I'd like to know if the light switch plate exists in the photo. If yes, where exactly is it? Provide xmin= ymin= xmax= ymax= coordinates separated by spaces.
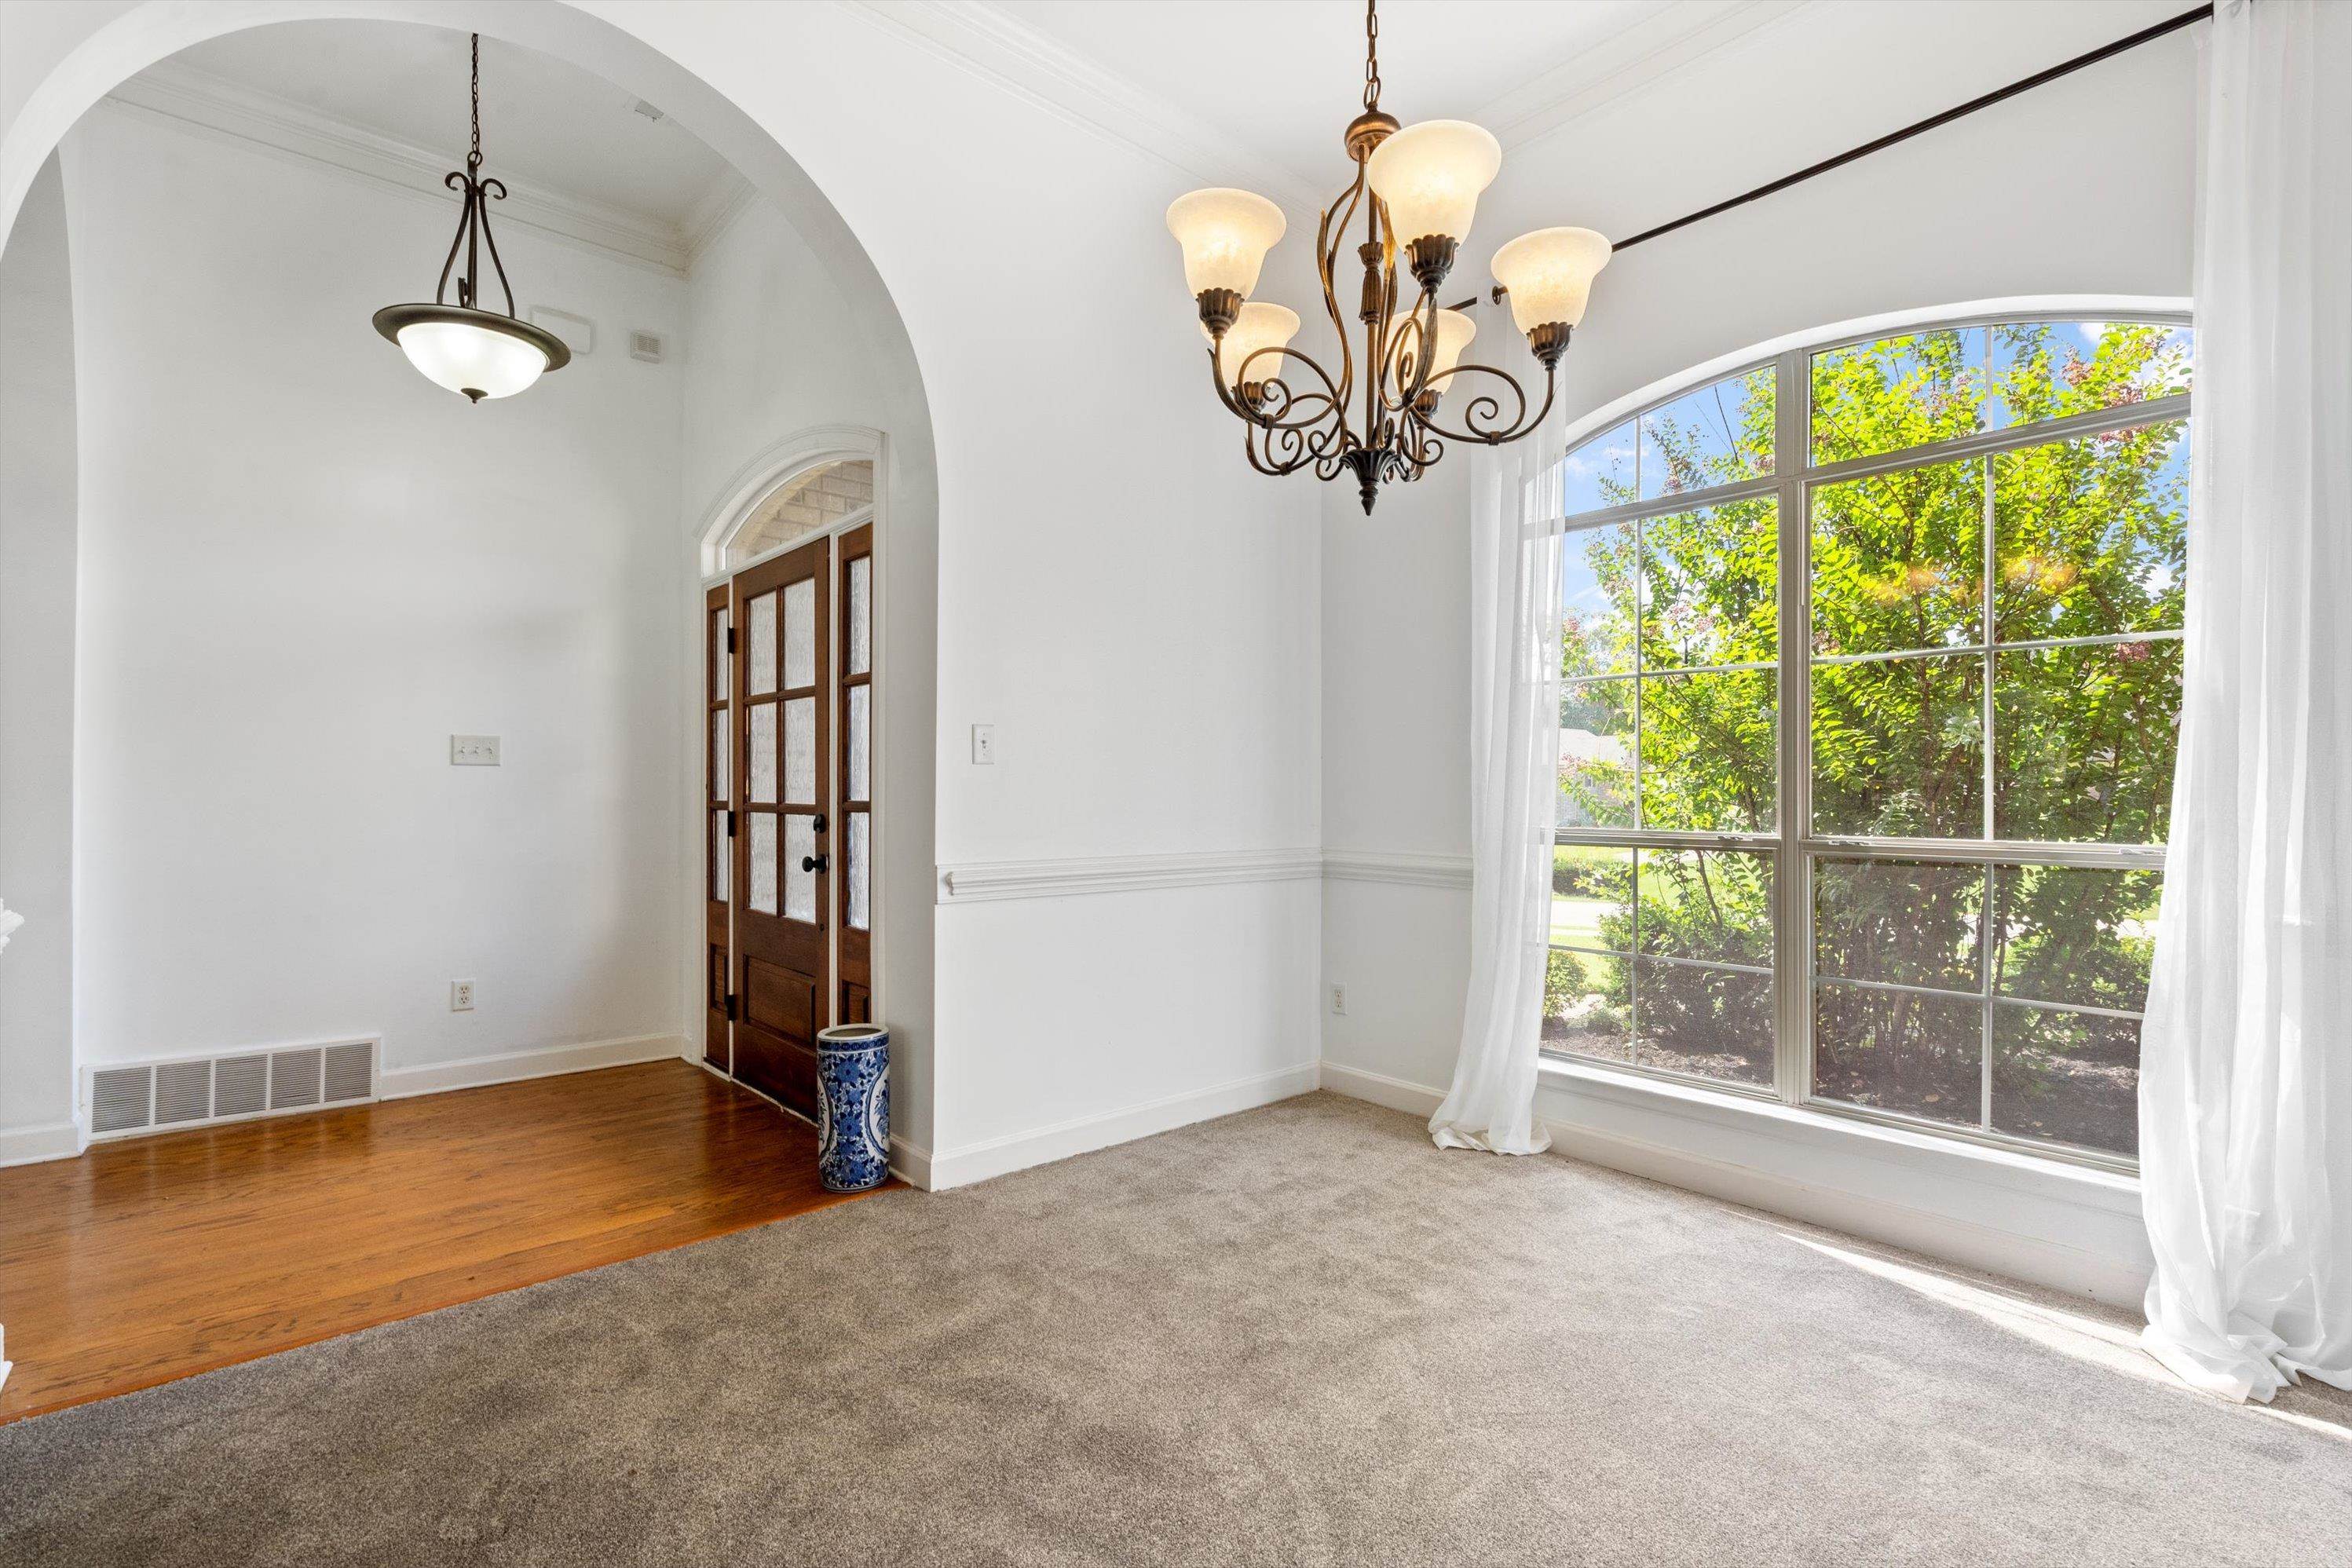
xmin=971 ymin=724 xmax=995 ymax=765
xmin=451 ymin=735 xmax=500 ymax=766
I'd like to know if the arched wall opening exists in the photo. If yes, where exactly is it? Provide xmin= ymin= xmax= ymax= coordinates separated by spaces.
xmin=0 ymin=2 xmax=941 ymax=1168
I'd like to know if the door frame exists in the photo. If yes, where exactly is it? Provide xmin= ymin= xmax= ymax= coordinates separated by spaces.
xmin=690 ymin=426 xmax=890 ymax=1102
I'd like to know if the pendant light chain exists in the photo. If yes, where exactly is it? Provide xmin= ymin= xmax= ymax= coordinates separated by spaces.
xmin=467 ymin=32 xmax=483 ymax=173
xmin=1362 ymin=0 xmax=1381 ymax=112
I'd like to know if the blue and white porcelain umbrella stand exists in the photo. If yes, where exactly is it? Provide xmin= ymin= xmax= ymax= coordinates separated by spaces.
xmin=815 ymin=1025 xmax=891 ymax=1193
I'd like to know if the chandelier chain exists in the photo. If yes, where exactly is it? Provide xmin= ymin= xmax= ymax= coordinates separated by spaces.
xmin=467 ymin=33 xmax=482 ymax=172
xmin=1363 ymin=0 xmax=1381 ymax=112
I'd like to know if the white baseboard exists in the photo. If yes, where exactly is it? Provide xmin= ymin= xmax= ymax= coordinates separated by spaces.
xmin=0 ymin=1118 xmax=85 ymax=1169
xmin=927 ymin=1060 xmax=1321 ymax=1190
xmin=1317 ymin=1056 xmax=2152 ymax=1307
xmin=377 ymin=1033 xmax=686 ymax=1099
xmin=889 ymin=1136 xmax=934 ymax=1191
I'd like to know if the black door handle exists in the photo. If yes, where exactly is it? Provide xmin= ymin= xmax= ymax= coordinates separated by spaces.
xmin=802 ymin=853 xmax=829 ymax=873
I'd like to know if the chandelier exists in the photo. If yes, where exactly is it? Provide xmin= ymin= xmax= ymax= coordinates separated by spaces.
xmin=1166 ymin=0 xmax=1611 ymax=512
xmin=372 ymin=34 xmax=570 ymax=403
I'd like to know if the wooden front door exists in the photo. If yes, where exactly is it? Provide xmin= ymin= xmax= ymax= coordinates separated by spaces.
xmin=836 ymin=521 xmax=874 ymax=1025
xmin=704 ymin=583 xmax=732 ymax=1069
xmin=730 ymin=536 xmax=831 ymax=1118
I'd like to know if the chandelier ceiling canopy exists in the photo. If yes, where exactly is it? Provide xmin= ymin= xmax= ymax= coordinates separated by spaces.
xmin=1167 ymin=0 xmax=1611 ymax=512
xmin=372 ymin=34 xmax=570 ymax=404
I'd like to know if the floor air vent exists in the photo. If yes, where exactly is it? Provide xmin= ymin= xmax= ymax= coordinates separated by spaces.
xmin=82 ymin=1038 xmax=378 ymax=1143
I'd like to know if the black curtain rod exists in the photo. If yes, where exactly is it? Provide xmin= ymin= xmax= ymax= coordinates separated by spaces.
xmin=1610 ymin=3 xmax=2215 ymax=254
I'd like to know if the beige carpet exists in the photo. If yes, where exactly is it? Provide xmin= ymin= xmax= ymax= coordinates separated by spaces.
xmin=2 ymin=1092 xmax=2347 ymax=1566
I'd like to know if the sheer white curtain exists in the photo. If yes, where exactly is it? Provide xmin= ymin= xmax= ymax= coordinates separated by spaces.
xmin=1430 ymin=428 xmax=1565 ymax=1155
xmin=2139 ymin=0 xmax=2352 ymax=1402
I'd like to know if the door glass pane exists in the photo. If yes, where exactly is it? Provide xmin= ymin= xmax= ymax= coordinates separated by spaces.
xmin=1809 ymin=454 xmax=1984 ymax=657
xmin=1810 ymin=652 xmax=1984 ymax=838
xmin=848 ymin=812 xmax=870 ymax=930
xmin=847 ymin=684 xmax=870 ymax=802
xmin=746 ymin=592 xmax=777 ymax=696
xmin=1992 ymin=641 xmax=2180 ymax=844
xmin=1633 ymin=959 xmax=1773 ymax=1087
xmin=1639 ymin=670 xmax=1776 ymax=832
xmin=1639 ymin=364 xmax=1775 ymax=497
xmin=785 ymin=577 xmax=816 ymax=690
xmin=710 ymin=607 xmax=729 ymax=693
xmin=748 ymin=814 xmax=777 ymax=915
xmin=1544 ymin=948 xmax=1632 ymax=1064
xmin=748 ymin=704 xmax=777 ymax=803
xmin=848 ymin=555 xmax=872 ymax=676
xmin=785 ymin=815 xmax=816 ymax=923
xmin=1812 ymin=981 xmax=1980 ymax=1128
xmin=1637 ymin=850 xmax=1772 ymax=967
xmin=785 ymin=696 xmax=817 ymax=804
xmin=1552 ymin=845 xmax=1633 ymax=953
xmin=1813 ymin=858 xmax=1984 ymax=992
xmin=1990 ymin=864 xmax=2161 ymax=1012
xmin=710 ymin=710 xmax=728 ymax=802
xmin=1559 ymin=682 xmax=1634 ymax=828
xmin=1992 ymin=1003 xmax=2139 ymax=1157
xmin=711 ymin=810 xmax=729 ymax=902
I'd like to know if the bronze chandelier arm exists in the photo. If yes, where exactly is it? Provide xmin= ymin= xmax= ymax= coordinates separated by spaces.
xmin=1406 ymin=359 xmax=1560 ymax=446
xmin=1311 ymin=163 xmax=1370 ymax=416
xmin=1375 ymin=288 xmax=1446 ymax=415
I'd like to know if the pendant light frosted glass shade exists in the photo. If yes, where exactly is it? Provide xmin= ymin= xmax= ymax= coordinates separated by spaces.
xmin=1393 ymin=306 xmax=1477 ymax=388
xmin=1204 ymin=301 xmax=1301 ymax=390
xmin=372 ymin=305 xmax=571 ymax=403
xmin=1491 ymin=227 xmax=1614 ymax=334
xmin=1167 ymin=188 xmax=1287 ymax=298
xmin=1365 ymin=120 xmax=1502 ymax=245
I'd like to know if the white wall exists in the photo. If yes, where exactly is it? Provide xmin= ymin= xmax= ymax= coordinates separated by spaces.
xmin=61 ymin=101 xmax=690 ymax=1087
xmin=1319 ymin=4 xmax=2197 ymax=1299
xmin=0 ymin=155 xmax=80 ymax=1162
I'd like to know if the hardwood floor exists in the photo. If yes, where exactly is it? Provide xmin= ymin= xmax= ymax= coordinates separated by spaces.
xmin=0 ymin=1059 xmax=876 ymax=1425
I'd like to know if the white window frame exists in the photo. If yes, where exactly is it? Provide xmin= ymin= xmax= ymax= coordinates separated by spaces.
xmin=1537 ymin=298 xmax=2191 ymax=1176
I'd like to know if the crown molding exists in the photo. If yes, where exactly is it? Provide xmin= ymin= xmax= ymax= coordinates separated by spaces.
xmin=104 ymin=61 xmax=695 ymax=277
xmin=681 ymin=166 xmax=759 ymax=266
xmin=1478 ymin=0 xmax=1820 ymax=153
xmin=840 ymin=0 xmax=1324 ymax=225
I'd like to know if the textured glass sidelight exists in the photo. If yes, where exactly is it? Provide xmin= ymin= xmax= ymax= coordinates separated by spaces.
xmin=748 ymin=813 xmax=778 ymax=915
xmin=785 ymin=578 xmax=816 ymax=690
xmin=847 ymin=556 xmax=872 ymax=675
xmin=848 ymin=813 xmax=870 ymax=930
xmin=712 ymin=810 xmax=730 ymax=901
xmin=711 ymin=711 xmax=728 ymax=802
xmin=785 ymin=815 xmax=817 ymax=923
xmin=747 ymin=592 xmax=777 ymax=696
xmin=748 ymin=704 xmax=777 ymax=803
xmin=847 ymin=685 xmax=870 ymax=802
xmin=711 ymin=606 xmax=729 ymax=692
xmin=785 ymin=697 xmax=817 ymax=804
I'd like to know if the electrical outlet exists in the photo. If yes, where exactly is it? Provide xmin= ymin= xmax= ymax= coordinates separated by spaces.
xmin=451 ymin=979 xmax=476 ymax=1012
xmin=971 ymin=723 xmax=995 ymax=765
xmin=1330 ymin=983 xmax=1347 ymax=1015
xmin=450 ymin=735 xmax=500 ymax=766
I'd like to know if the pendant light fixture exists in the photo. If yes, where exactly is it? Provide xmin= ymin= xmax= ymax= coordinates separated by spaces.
xmin=372 ymin=34 xmax=569 ymax=403
xmin=1165 ymin=0 xmax=1611 ymax=512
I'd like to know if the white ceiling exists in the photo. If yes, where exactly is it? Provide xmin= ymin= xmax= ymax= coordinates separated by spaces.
xmin=984 ymin=0 xmax=1769 ymax=196
xmin=157 ymin=21 xmax=737 ymax=234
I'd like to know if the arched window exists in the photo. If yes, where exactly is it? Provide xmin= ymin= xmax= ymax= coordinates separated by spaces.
xmin=725 ymin=458 xmax=874 ymax=571
xmin=1544 ymin=311 xmax=2190 ymax=1169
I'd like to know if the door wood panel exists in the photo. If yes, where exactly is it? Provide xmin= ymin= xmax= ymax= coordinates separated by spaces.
xmin=730 ymin=536 xmax=831 ymax=1119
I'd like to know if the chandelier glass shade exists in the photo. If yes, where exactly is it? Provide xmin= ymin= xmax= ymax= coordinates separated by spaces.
xmin=372 ymin=34 xmax=569 ymax=403
xmin=1166 ymin=0 xmax=1610 ymax=512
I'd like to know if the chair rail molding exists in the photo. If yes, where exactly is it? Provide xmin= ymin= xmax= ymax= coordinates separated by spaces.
xmin=937 ymin=847 xmax=1323 ymax=904
xmin=1320 ymin=850 xmax=1474 ymax=889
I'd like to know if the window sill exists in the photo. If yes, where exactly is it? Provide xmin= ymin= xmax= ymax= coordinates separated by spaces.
xmin=1527 ymin=1055 xmax=2149 ymax=1302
